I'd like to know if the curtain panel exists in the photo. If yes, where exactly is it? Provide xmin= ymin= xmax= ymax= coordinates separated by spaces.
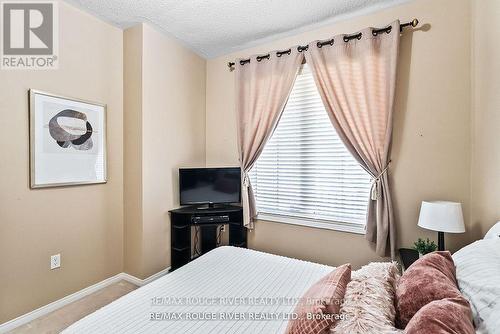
xmin=234 ymin=50 xmax=303 ymax=228
xmin=304 ymin=21 xmax=400 ymax=258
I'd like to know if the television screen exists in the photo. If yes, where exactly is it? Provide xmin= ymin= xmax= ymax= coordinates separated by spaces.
xmin=179 ymin=167 xmax=241 ymax=205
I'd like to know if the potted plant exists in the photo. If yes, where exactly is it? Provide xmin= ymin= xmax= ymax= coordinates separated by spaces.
xmin=413 ymin=238 xmax=437 ymax=257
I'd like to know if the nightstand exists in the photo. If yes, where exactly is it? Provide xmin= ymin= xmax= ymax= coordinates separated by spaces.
xmin=399 ymin=248 xmax=419 ymax=271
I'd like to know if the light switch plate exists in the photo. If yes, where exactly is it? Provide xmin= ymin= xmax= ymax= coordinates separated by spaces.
xmin=50 ymin=254 xmax=61 ymax=270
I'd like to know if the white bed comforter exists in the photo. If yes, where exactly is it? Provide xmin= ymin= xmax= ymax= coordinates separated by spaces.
xmin=63 ymin=246 xmax=334 ymax=334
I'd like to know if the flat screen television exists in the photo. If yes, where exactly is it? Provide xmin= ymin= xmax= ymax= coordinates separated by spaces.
xmin=179 ymin=167 xmax=241 ymax=207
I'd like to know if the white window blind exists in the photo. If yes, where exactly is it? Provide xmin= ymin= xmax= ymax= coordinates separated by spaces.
xmin=249 ymin=64 xmax=372 ymax=233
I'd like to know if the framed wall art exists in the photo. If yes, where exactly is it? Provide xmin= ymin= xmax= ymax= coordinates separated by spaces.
xmin=29 ymin=89 xmax=107 ymax=188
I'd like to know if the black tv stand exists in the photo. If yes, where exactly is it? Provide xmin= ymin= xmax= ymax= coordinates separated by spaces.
xmin=168 ymin=204 xmax=247 ymax=270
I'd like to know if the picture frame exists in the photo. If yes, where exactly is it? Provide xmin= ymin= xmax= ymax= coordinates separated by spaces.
xmin=29 ymin=89 xmax=107 ymax=188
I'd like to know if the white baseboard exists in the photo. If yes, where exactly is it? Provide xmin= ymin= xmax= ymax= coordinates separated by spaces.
xmin=0 ymin=267 xmax=170 ymax=333
xmin=120 ymin=267 xmax=171 ymax=286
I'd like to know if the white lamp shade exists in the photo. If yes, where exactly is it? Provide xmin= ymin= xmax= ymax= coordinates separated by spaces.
xmin=417 ymin=201 xmax=465 ymax=233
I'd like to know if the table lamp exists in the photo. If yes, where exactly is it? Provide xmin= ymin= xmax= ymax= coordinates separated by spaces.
xmin=417 ymin=201 xmax=465 ymax=251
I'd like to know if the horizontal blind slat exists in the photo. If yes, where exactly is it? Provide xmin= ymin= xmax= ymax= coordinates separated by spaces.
xmin=249 ymin=64 xmax=371 ymax=227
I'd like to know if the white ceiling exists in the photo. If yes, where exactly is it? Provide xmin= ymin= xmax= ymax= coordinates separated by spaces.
xmin=64 ymin=0 xmax=410 ymax=59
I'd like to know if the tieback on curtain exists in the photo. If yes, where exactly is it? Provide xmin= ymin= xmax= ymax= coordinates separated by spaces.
xmin=242 ymin=171 xmax=250 ymax=187
xmin=370 ymin=161 xmax=391 ymax=201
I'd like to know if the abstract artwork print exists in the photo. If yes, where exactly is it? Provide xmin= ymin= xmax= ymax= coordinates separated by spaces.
xmin=29 ymin=90 xmax=106 ymax=188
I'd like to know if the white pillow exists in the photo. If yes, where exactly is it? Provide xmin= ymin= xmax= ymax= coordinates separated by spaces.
xmin=484 ymin=221 xmax=500 ymax=239
xmin=331 ymin=262 xmax=402 ymax=334
xmin=452 ymin=238 xmax=500 ymax=332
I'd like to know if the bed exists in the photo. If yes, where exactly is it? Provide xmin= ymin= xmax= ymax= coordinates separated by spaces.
xmin=63 ymin=246 xmax=334 ymax=334
xmin=64 ymin=226 xmax=500 ymax=334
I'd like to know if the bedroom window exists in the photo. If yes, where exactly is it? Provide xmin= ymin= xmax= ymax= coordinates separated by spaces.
xmin=249 ymin=64 xmax=372 ymax=234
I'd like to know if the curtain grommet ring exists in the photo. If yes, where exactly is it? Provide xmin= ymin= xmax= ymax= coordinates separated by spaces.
xmin=317 ymin=39 xmax=333 ymax=48
xmin=256 ymin=54 xmax=270 ymax=62
xmin=372 ymin=26 xmax=392 ymax=37
xmin=297 ymin=45 xmax=308 ymax=52
xmin=344 ymin=33 xmax=362 ymax=42
xmin=276 ymin=49 xmax=292 ymax=57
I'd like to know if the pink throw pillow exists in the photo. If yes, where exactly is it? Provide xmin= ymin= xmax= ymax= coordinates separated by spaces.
xmin=395 ymin=251 xmax=463 ymax=328
xmin=405 ymin=297 xmax=475 ymax=334
xmin=286 ymin=264 xmax=351 ymax=334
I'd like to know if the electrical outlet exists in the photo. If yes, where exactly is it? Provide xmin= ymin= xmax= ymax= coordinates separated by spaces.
xmin=50 ymin=254 xmax=61 ymax=270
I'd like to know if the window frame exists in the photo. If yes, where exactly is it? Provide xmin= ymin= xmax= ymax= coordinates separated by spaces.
xmin=256 ymin=212 xmax=367 ymax=234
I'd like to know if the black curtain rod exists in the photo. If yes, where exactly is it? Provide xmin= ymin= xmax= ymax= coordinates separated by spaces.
xmin=227 ymin=18 xmax=419 ymax=70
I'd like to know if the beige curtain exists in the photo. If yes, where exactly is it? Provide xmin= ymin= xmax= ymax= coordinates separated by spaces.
xmin=235 ymin=50 xmax=303 ymax=228
xmin=304 ymin=21 xmax=400 ymax=258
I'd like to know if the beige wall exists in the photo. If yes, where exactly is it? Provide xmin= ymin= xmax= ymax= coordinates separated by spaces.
xmin=206 ymin=0 xmax=474 ymax=268
xmin=141 ymin=24 xmax=206 ymax=277
xmin=0 ymin=1 xmax=124 ymax=323
xmin=123 ymin=24 xmax=206 ymax=278
xmin=470 ymin=0 xmax=500 ymax=239
xmin=123 ymin=25 xmax=144 ymax=278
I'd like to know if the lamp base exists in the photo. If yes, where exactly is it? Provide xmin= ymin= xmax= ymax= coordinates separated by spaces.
xmin=438 ymin=231 xmax=445 ymax=251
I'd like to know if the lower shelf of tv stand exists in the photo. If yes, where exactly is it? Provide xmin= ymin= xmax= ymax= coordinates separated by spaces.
xmin=169 ymin=205 xmax=247 ymax=271
xmin=172 ymin=246 xmax=190 ymax=252
xmin=230 ymin=241 xmax=246 ymax=248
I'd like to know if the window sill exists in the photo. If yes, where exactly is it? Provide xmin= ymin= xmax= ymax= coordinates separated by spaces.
xmin=256 ymin=213 xmax=366 ymax=235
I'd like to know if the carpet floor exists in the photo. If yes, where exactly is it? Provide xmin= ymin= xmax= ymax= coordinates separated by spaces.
xmin=9 ymin=280 xmax=137 ymax=334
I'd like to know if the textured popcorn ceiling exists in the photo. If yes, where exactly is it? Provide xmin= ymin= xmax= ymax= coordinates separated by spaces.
xmin=64 ymin=0 xmax=410 ymax=58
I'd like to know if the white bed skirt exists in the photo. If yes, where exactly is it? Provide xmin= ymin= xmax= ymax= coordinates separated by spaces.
xmin=63 ymin=246 xmax=334 ymax=334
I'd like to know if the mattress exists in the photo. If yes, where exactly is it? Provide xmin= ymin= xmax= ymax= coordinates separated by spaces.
xmin=63 ymin=246 xmax=334 ymax=334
